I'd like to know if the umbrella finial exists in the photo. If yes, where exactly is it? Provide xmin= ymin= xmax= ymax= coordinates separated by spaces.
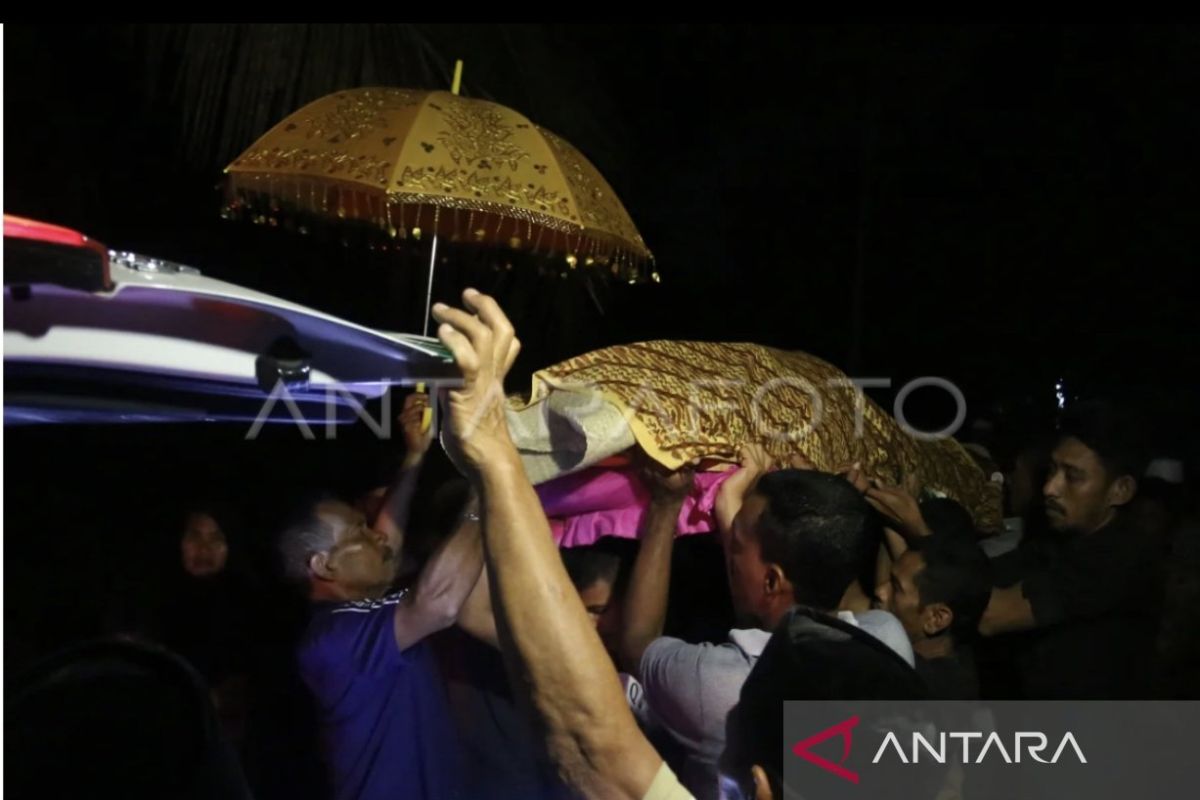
xmin=451 ymin=60 xmax=464 ymax=96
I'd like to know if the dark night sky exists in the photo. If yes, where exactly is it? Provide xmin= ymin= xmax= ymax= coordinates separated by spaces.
xmin=4 ymin=25 xmax=1199 ymax=457
xmin=4 ymin=22 xmax=1199 ymax=671
xmin=8 ymin=25 xmax=1198 ymax=431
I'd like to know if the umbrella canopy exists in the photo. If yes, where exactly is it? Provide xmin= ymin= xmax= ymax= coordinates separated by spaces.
xmin=224 ymin=87 xmax=654 ymax=279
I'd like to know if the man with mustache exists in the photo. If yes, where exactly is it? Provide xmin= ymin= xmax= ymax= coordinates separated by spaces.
xmin=977 ymin=399 xmax=1160 ymax=698
xmin=279 ymin=392 xmax=485 ymax=800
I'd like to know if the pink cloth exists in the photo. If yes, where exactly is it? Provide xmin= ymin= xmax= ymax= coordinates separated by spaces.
xmin=535 ymin=465 xmax=738 ymax=548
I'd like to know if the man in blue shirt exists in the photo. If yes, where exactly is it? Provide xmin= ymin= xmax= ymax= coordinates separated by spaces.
xmin=279 ymin=393 xmax=483 ymax=800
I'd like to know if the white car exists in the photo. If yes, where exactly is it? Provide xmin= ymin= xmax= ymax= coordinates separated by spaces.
xmin=4 ymin=215 xmax=457 ymax=426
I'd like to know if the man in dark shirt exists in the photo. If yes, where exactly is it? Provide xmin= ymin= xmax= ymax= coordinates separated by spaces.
xmin=979 ymin=400 xmax=1160 ymax=698
xmin=879 ymin=533 xmax=992 ymax=699
xmin=437 ymin=542 xmax=625 ymax=800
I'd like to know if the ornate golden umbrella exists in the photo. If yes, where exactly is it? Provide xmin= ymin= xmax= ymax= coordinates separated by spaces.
xmin=223 ymin=85 xmax=654 ymax=291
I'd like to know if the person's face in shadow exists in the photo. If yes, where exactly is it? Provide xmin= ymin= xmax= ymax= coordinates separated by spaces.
xmin=181 ymin=513 xmax=229 ymax=578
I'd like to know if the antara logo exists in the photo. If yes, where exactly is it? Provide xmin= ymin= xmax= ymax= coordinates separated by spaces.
xmin=792 ymin=716 xmax=862 ymax=784
xmin=871 ymin=730 xmax=1087 ymax=765
xmin=791 ymin=716 xmax=1087 ymax=783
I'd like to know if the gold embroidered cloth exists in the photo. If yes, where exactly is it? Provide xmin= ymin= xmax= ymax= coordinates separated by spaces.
xmin=509 ymin=341 xmax=1001 ymax=531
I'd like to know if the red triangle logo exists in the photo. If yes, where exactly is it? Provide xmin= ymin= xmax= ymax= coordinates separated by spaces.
xmin=791 ymin=715 xmax=861 ymax=784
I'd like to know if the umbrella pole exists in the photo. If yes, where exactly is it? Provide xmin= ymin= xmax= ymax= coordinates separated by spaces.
xmin=414 ymin=233 xmax=440 ymax=433
xmin=417 ymin=63 xmax=463 ymax=431
xmin=421 ymin=59 xmax=460 ymax=338
xmin=415 ymin=59 xmax=462 ymax=432
xmin=422 ymin=233 xmax=439 ymax=337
